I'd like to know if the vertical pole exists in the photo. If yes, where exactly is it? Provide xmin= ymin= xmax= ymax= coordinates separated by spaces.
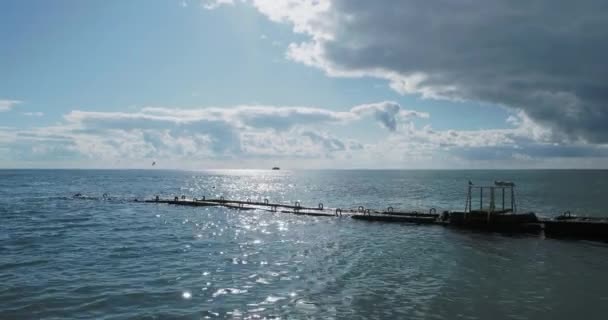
xmin=502 ymin=188 xmax=505 ymax=211
xmin=469 ymin=186 xmax=472 ymax=212
xmin=464 ymin=185 xmax=471 ymax=212
xmin=511 ymin=187 xmax=515 ymax=213
xmin=489 ymin=187 xmax=494 ymax=222
xmin=480 ymin=187 xmax=483 ymax=211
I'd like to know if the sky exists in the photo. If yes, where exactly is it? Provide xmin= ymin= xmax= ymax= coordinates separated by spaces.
xmin=1 ymin=0 xmax=608 ymax=169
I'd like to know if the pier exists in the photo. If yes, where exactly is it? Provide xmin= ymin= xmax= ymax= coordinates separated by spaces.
xmin=129 ymin=181 xmax=608 ymax=241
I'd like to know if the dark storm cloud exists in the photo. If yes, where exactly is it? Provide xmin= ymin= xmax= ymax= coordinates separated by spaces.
xmin=278 ymin=0 xmax=608 ymax=142
xmin=452 ymin=143 xmax=608 ymax=161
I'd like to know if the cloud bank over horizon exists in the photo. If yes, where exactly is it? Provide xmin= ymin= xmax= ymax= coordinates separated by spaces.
xmin=2 ymin=101 xmax=606 ymax=169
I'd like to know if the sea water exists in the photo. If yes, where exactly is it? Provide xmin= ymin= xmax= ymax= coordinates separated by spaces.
xmin=2 ymin=169 xmax=608 ymax=319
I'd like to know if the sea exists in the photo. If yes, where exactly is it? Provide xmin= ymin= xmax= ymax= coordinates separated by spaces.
xmin=2 ymin=169 xmax=608 ymax=319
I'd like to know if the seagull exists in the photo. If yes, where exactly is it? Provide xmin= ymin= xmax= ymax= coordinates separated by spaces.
xmin=152 ymin=161 xmax=156 ymax=166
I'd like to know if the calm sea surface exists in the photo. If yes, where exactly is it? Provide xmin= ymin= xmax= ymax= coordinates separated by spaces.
xmin=2 ymin=169 xmax=608 ymax=319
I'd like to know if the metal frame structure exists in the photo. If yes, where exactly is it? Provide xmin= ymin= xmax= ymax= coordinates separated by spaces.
xmin=464 ymin=181 xmax=517 ymax=214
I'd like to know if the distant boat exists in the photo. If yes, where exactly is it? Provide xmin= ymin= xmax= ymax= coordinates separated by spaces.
xmin=272 ymin=167 xmax=280 ymax=170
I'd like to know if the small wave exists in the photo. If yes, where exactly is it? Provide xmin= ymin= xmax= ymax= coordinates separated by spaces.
xmin=110 ymin=225 xmax=156 ymax=232
xmin=212 ymin=288 xmax=248 ymax=297
xmin=0 ymin=259 xmax=48 ymax=271
xmin=261 ymin=295 xmax=285 ymax=305
xmin=295 ymin=299 xmax=318 ymax=311
xmin=53 ymin=217 xmax=91 ymax=223
xmin=59 ymin=223 xmax=106 ymax=230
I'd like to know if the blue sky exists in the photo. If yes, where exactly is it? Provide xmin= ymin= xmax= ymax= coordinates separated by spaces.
xmin=1 ymin=0 xmax=607 ymax=169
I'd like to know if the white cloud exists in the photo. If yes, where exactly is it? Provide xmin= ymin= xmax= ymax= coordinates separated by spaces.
xmin=350 ymin=101 xmax=429 ymax=131
xmin=48 ymin=102 xmax=421 ymax=162
xmin=0 ymin=100 xmax=22 ymax=112
xmin=251 ymin=0 xmax=332 ymax=40
xmin=1 ymin=102 xmax=414 ymax=164
xmin=23 ymin=112 xmax=44 ymax=117
xmin=65 ymin=102 xmax=420 ymax=132
xmin=202 ymin=0 xmax=234 ymax=10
